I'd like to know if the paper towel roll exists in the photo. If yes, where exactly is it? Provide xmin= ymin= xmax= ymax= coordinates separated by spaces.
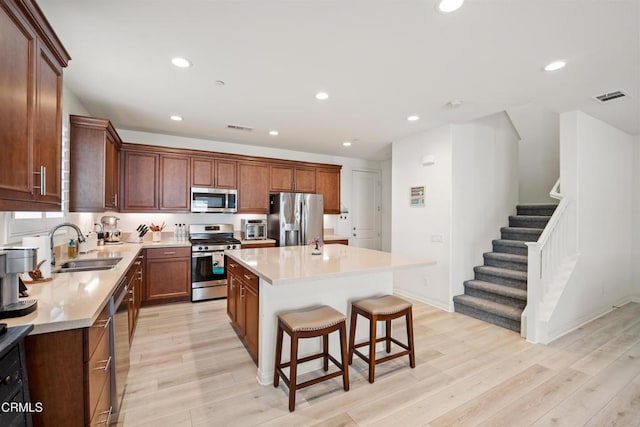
xmin=22 ymin=235 xmax=51 ymax=279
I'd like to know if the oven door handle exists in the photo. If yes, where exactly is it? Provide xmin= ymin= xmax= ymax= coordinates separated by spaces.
xmin=192 ymin=252 xmax=225 ymax=258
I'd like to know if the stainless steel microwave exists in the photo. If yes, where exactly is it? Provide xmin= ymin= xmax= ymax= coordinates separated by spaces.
xmin=191 ymin=188 xmax=237 ymax=213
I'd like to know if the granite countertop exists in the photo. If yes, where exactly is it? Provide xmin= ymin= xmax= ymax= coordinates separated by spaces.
xmin=2 ymin=239 xmax=190 ymax=335
xmin=225 ymin=244 xmax=434 ymax=286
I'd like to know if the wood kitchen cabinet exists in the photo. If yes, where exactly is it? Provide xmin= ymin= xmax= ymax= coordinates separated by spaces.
xmin=0 ymin=0 xmax=70 ymax=211
xmin=238 ymin=162 xmax=270 ymax=213
xmin=316 ymin=167 xmax=341 ymax=214
xmin=191 ymin=156 xmax=237 ymax=189
xmin=159 ymin=154 xmax=190 ymax=211
xmin=122 ymin=150 xmax=158 ymax=211
xmin=143 ymin=247 xmax=191 ymax=303
xmin=269 ymin=165 xmax=316 ymax=193
xmin=126 ymin=254 xmax=143 ymax=342
xmin=25 ymin=303 xmax=112 ymax=427
xmin=226 ymin=259 xmax=259 ymax=361
xmin=69 ymin=115 xmax=122 ymax=211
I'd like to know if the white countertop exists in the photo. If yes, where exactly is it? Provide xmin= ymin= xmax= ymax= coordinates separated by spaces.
xmin=225 ymin=244 xmax=434 ymax=286
xmin=2 ymin=239 xmax=190 ymax=335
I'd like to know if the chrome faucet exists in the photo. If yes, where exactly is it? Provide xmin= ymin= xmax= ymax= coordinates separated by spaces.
xmin=50 ymin=222 xmax=86 ymax=266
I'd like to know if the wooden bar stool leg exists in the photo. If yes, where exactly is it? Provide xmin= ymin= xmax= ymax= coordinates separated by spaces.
xmin=385 ymin=319 xmax=392 ymax=353
xmin=339 ymin=323 xmax=350 ymax=391
xmin=323 ymin=333 xmax=329 ymax=371
xmin=368 ymin=314 xmax=377 ymax=383
xmin=288 ymin=332 xmax=299 ymax=412
xmin=406 ymin=308 xmax=416 ymax=368
xmin=348 ymin=309 xmax=357 ymax=364
xmin=274 ymin=323 xmax=283 ymax=387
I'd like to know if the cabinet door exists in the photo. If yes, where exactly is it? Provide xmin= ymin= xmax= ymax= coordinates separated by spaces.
xmin=294 ymin=167 xmax=316 ymax=193
xmin=191 ymin=157 xmax=214 ymax=188
xmin=238 ymin=162 xmax=270 ymax=213
xmin=227 ymin=272 xmax=238 ymax=323
xmin=33 ymin=39 xmax=63 ymax=207
xmin=237 ymin=282 xmax=246 ymax=336
xmin=270 ymin=165 xmax=293 ymax=192
xmin=145 ymin=256 xmax=190 ymax=302
xmin=244 ymin=280 xmax=259 ymax=360
xmin=159 ymin=154 xmax=190 ymax=211
xmin=104 ymin=136 xmax=119 ymax=209
xmin=122 ymin=151 xmax=158 ymax=211
xmin=0 ymin=7 xmax=34 ymax=205
xmin=215 ymin=159 xmax=237 ymax=189
xmin=316 ymin=168 xmax=341 ymax=214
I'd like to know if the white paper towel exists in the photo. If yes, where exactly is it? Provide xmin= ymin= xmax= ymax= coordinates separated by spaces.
xmin=22 ymin=235 xmax=51 ymax=279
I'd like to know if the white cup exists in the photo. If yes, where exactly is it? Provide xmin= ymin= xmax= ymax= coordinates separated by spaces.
xmin=152 ymin=231 xmax=162 ymax=242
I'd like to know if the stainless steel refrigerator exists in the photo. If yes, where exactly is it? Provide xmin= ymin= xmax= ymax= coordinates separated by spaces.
xmin=268 ymin=193 xmax=324 ymax=246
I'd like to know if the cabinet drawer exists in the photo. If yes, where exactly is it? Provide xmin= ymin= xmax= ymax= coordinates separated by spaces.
xmin=242 ymin=270 xmax=259 ymax=292
xmin=89 ymin=373 xmax=112 ymax=426
xmin=226 ymin=259 xmax=244 ymax=276
xmin=145 ymin=246 xmax=190 ymax=259
xmin=85 ymin=303 xmax=111 ymax=362
xmin=0 ymin=347 xmax=22 ymax=404
xmin=86 ymin=327 xmax=111 ymax=423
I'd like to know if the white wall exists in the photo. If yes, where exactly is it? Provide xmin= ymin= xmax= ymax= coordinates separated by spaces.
xmin=546 ymin=111 xmax=635 ymax=339
xmin=380 ymin=159 xmax=392 ymax=252
xmin=508 ymin=103 xmax=560 ymax=203
xmin=392 ymin=125 xmax=452 ymax=310
xmin=450 ymin=112 xmax=520 ymax=298
xmin=634 ymin=136 xmax=640 ymax=298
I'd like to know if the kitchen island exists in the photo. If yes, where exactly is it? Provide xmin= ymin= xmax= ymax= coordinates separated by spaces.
xmin=224 ymin=244 xmax=433 ymax=385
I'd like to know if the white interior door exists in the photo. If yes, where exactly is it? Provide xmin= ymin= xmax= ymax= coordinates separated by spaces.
xmin=352 ymin=169 xmax=381 ymax=249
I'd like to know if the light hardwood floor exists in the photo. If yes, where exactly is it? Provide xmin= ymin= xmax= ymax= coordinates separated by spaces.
xmin=117 ymin=299 xmax=640 ymax=426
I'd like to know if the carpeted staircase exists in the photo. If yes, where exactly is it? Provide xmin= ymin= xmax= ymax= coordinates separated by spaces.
xmin=453 ymin=204 xmax=557 ymax=332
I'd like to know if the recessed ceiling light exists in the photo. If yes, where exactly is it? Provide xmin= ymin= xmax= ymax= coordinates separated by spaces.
xmin=342 ymin=141 xmax=352 ymax=147
xmin=269 ymin=130 xmax=279 ymax=136
xmin=544 ymin=60 xmax=566 ymax=72
xmin=215 ymin=80 xmax=225 ymax=86
xmin=170 ymin=115 xmax=183 ymax=121
xmin=315 ymin=92 xmax=329 ymax=100
xmin=407 ymin=115 xmax=420 ymax=122
xmin=437 ymin=0 xmax=464 ymax=13
xmin=445 ymin=99 xmax=463 ymax=108
xmin=171 ymin=57 xmax=192 ymax=68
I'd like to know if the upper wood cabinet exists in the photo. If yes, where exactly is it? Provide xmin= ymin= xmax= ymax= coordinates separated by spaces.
xmin=238 ymin=162 xmax=270 ymax=213
xmin=122 ymin=150 xmax=158 ymax=211
xmin=191 ymin=157 xmax=237 ymax=189
xmin=269 ymin=165 xmax=316 ymax=193
xmin=69 ymin=115 xmax=122 ymax=212
xmin=316 ymin=167 xmax=341 ymax=214
xmin=159 ymin=154 xmax=190 ymax=211
xmin=0 ymin=0 xmax=70 ymax=211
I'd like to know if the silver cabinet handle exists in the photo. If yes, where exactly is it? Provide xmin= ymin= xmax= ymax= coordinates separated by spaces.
xmin=240 ymin=284 xmax=244 ymax=299
xmin=243 ymin=274 xmax=252 ymax=280
xmin=33 ymin=165 xmax=46 ymax=195
xmin=114 ymin=193 xmax=118 ymax=207
xmin=98 ymin=406 xmax=113 ymax=425
xmin=229 ymin=263 xmax=237 ymax=268
xmin=94 ymin=316 xmax=111 ymax=330
xmin=94 ymin=355 xmax=112 ymax=372
xmin=163 ymin=251 xmax=176 ymax=255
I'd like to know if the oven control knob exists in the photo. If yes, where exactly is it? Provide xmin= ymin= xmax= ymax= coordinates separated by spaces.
xmin=204 ymin=246 xmax=209 ymax=250
xmin=226 ymin=245 xmax=231 ymax=249
xmin=198 ymin=246 xmax=203 ymax=251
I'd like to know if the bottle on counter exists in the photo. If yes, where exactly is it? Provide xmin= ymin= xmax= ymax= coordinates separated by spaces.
xmin=68 ymin=239 xmax=77 ymax=258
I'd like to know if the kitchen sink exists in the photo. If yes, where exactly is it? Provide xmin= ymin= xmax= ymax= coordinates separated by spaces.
xmin=54 ymin=257 xmax=123 ymax=273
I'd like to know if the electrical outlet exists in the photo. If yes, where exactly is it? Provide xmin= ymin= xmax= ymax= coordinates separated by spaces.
xmin=431 ymin=233 xmax=444 ymax=243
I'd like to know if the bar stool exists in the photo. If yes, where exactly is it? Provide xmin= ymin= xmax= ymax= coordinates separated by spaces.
xmin=274 ymin=305 xmax=350 ymax=412
xmin=348 ymin=295 xmax=415 ymax=383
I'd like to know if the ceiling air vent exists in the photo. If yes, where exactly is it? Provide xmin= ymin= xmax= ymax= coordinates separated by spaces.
xmin=227 ymin=124 xmax=254 ymax=132
xmin=593 ymin=90 xmax=628 ymax=103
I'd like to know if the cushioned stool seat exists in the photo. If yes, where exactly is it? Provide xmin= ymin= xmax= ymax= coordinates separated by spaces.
xmin=349 ymin=295 xmax=415 ymax=383
xmin=274 ymin=305 xmax=349 ymax=411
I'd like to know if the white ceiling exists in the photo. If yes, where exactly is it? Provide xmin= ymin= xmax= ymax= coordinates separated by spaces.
xmin=39 ymin=0 xmax=639 ymax=161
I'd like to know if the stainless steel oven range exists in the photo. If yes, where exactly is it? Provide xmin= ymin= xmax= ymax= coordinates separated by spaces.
xmin=189 ymin=223 xmax=240 ymax=302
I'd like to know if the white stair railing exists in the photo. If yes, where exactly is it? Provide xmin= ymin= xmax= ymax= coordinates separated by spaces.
xmin=524 ymin=178 xmax=573 ymax=342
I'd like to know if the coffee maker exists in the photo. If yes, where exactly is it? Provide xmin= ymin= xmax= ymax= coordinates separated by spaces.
xmin=0 ymin=248 xmax=38 ymax=319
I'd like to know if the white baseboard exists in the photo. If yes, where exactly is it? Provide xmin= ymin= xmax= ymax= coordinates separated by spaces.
xmin=393 ymin=288 xmax=451 ymax=312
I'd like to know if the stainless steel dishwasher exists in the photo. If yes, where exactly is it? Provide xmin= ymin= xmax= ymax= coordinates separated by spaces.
xmin=110 ymin=278 xmax=130 ymax=423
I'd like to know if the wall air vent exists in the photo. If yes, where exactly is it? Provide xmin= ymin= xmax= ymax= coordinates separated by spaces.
xmin=593 ymin=90 xmax=628 ymax=103
xmin=227 ymin=124 xmax=254 ymax=132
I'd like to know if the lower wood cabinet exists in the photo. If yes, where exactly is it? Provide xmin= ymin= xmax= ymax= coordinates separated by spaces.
xmin=127 ymin=254 xmax=144 ymax=342
xmin=240 ymin=242 xmax=276 ymax=249
xmin=226 ymin=259 xmax=259 ymax=361
xmin=144 ymin=247 xmax=191 ymax=303
xmin=325 ymin=239 xmax=349 ymax=245
xmin=25 ymin=303 xmax=112 ymax=426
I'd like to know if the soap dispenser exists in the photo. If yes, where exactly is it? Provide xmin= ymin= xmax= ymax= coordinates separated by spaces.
xmin=68 ymin=239 xmax=77 ymax=258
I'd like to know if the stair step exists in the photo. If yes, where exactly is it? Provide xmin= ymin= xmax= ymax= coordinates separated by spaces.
xmin=483 ymin=252 xmax=528 ymax=272
xmin=453 ymin=295 xmax=522 ymax=332
xmin=474 ymin=265 xmax=527 ymax=289
xmin=464 ymin=280 xmax=527 ymax=308
xmin=509 ymin=215 xmax=552 ymax=229
xmin=492 ymin=239 xmax=528 ymax=256
xmin=516 ymin=204 xmax=558 ymax=216
xmin=500 ymin=227 xmax=543 ymax=242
